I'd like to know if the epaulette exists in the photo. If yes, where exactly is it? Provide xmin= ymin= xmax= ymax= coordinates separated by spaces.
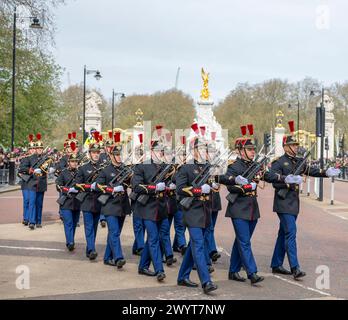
xmin=228 ymin=159 xmax=235 ymax=165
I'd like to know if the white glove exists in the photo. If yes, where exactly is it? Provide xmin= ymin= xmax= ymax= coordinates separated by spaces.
xmin=113 ymin=185 xmax=124 ymax=193
xmin=212 ymin=182 xmax=220 ymax=190
xmin=285 ymin=174 xmax=303 ymax=185
xmin=235 ymin=175 xmax=248 ymax=186
xmin=201 ymin=184 xmax=211 ymax=194
xmin=68 ymin=187 xmax=78 ymax=194
xmin=49 ymin=167 xmax=56 ymax=174
xmin=250 ymin=182 xmax=257 ymax=191
xmin=326 ymin=167 xmax=340 ymax=177
xmin=169 ymin=183 xmax=176 ymax=190
xmin=33 ymin=168 xmax=42 ymax=174
xmin=156 ymin=182 xmax=166 ymax=192
xmin=91 ymin=182 xmax=97 ymax=191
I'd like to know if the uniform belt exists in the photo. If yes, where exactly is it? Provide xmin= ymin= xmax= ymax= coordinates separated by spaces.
xmin=198 ymin=195 xmax=210 ymax=201
xmin=244 ymin=191 xmax=257 ymax=197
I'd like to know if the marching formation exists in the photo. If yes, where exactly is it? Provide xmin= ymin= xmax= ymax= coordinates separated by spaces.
xmin=17 ymin=121 xmax=341 ymax=294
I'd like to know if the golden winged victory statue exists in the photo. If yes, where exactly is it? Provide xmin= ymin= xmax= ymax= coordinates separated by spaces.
xmin=200 ymin=68 xmax=210 ymax=100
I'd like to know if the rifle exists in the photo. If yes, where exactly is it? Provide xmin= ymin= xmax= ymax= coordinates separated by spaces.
xmin=75 ymin=161 xmax=110 ymax=202
xmin=56 ymin=170 xmax=78 ymax=206
xmin=97 ymin=165 xmax=133 ymax=205
xmin=226 ymin=147 xmax=275 ymax=204
xmin=277 ymin=144 xmax=315 ymax=200
xmin=180 ymin=150 xmax=229 ymax=210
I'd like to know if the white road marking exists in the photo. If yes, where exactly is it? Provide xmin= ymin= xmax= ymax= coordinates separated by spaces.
xmin=219 ymin=246 xmax=336 ymax=298
xmin=271 ymin=274 xmax=332 ymax=297
xmin=0 ymin=245 xmax=65 ymax=252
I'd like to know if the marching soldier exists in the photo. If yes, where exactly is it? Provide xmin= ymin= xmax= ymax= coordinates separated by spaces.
xmin=131 ymin=139 xmax=168 ymax=282
xmin=74 ymin=133 xmax=103 ymax=260
xmin=98 ymin=132 xmax=109 ymax=228
xmin=19 ymin=134 xmax=36 ymax=225
xmin=95 ymin=132 xmax=131 ymax=268
xmin=270 ymin=121 xmax=341 ymax=279
xmin=18 ymin=133 xmax=51 ymax=230
xmin=221 ymin=124 xmax=286 ymax=285
xmin=55 ymin=142 xmax=80 ymax=251
xmin=176 ymin=131 xmax=218 ymax=294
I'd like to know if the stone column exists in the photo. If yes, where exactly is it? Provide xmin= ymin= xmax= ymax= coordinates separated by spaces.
xmin=274 ymin=110 xmax=285 ymax=158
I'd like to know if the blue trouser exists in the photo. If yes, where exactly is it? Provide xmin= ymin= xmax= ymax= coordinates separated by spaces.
xmin=82 ymin=211 xmax=100 ymax=254
xmin=168 ymin=210 xmax=186 ymax=250
xmin=160 ymin=218 xmax=174 ymax=259
xmin=22 ymin=189 xmax=30 ymax=222
xmin=178 ymin=227 xmax=211 ymax=286
xmin=205 ymin=211 xmax=219 ymax=256
xmin=139 ymin=219 xmax=164 ymax=274
xmin=230 ymin=218 xmax=258 ymax=276
xmin=60 ymin=209 xmax=80 ymax=245
xmin=100 ymin=214 xmax=106 ymax=221
xmin=132 ymin=215 xmax=145 ymax=252
xmin=28 ymin=191 xmax=44 ymax=225
xmin=271 ymin=213 xmax=299 ymax=269
xmin=103 ymin=215 xmax=125 ymax=262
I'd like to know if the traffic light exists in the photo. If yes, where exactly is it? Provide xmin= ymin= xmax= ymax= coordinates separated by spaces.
xmin=325 ymin=137 xmax=329 ymax=151
xmin=264 ymin=133 xmax=271 ymax=147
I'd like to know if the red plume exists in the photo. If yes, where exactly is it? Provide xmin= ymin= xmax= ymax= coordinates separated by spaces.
xmin=283 ymin=135 xmax=287 ymax=144
xmin=36 ymin=133 xmax=41 ymax=141
xmin=155 ymin=125 xmax=163 ymax=136
xmin=93 ymin=131 xmax=100 ymax=142
xmin=28 ymin=134 xmax=34 ymax=142
xmin=288 ymin=120 xmax=295 ymax=134
xmin=165 ymin=132 xmax=172 ymax=142
xmin=240 ymin=126 xmax=247 ymax=136
xmin=72 ymin=132 xmax=77 ymax=139
xmin=99 ymin=133 xmax=103 ymax=141
xmin=114 ymin=132 xmax=121 ymax=143
xmin=180 ymin=136 xmax=186 ymax=145
xmin=211 ymin=132 xmax=216 ymax=141
xmin=191 ymin=123 xmax=199 ymax=134
xmin=247 ymin=124 xmax=254 ymax=136
xmin=138 ymin=133 xmax=143 ymax=144
xmin=68 ymin=133 xmax=72 ymax=140
xmin=64 ymin=142 xmax=67 ymax=148
xmin=108 ymin=130 xmax=113 ymax=139
xmin=199 ymin=126 xmax=206 ymax=136
xmin=70 ymin=141 xmax=76 ymax=151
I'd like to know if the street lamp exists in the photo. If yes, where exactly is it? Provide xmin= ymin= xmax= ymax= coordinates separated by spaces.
xmin=310 ymin=87 xmax=326 ymax=201
xmin=11 ymin=7 xmax=43 ymax=152
xmin=9 ymin=7 xmax=43 ymax=186
xmin=111 ymin=91 xmax=126 ymax=133
xmin=82 ymin=66 xmax=102 ymax=145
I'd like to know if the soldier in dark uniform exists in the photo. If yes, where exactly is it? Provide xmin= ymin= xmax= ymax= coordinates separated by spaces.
xmin=95 ymin=131 xmax=131 ymax=269
xmin=74 ymin=134 xmax=103 ymax=260
xmin=18 ymin=133 xmax=50 ymax=230
xmin=19 ymin=134 xmax=36 ymax=225
xmin=55 ymin=144 xmax=80 ymax=251
xmin=176 ymin=135 xmax=218 ymax=294
xmin=221 ymin=124 xmax=286 ymax=285
xmin=131 ymin=140 xmax=168 ymax=282
xmin=270 ymin=121 xmax=341 ymax=279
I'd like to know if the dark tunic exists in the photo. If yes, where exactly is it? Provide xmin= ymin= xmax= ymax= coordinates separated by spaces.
xmin=131 ymin=162 xmax=168 ymax=222
xmin=271 ymin=153 xmax=327 ymax=215
xmin=95 ymin=163 xmax=131 ymax=217
xmin=55 ymin=168 xmax=80 ymax=211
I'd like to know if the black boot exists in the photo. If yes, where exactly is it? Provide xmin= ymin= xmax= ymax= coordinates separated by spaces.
xmin=157 ymin=272 xmax=166 ymax=282
xmin=100 ymin=220 xmax=106 ymax=228
xmin=67 ymin=243 xmax=75 ymax=251
xmin=203 ymin=281 xmax=218 ymax=294
xmin=179 ymin=245 xmax=187 ymax=256
xmin=177 ymin=279 xmax=199 ymax=288
xmin=104 ymin=259 xmax=116 ymax=266
xmin=291 ymin=267 xmax=306 ymax=279
xmin=138 ymin=268 xmax=156 ymax=277
xmin=272 ymin=266 xmax=292 ymax=275
xmin=249 ymin=273 xmax=264 ymax=285
xmin=29 ymin=224 xmax=35 ymax=230
xmin=228 ymin=272 xmax=246 ymax=282
xmin=22 ymin=220 xmax=29 ymax=226
xmin=211 ymin=251 xmax=221 ymax=262
xmin=89 ymin=251 xmax=98 ymax=260
xmin=116 ymin=259 xmax=126 ymax=269
xmin=166 ymin=256 xmax=177 ymax=266
xmin=208 ymin=265 xmax=215 ymax=273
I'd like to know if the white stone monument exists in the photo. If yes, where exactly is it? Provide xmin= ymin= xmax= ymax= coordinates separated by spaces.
xmin=274 ymin=110 xmax=285 ymax=158
xmin=324 ymin=95 xmax=335 ymax=159
xmin=188 ymin=68 xmax=225 ymax=152
xmin=85 ymin=91 xmax=102 ymax=133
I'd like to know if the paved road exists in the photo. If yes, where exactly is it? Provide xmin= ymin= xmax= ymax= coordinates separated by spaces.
xmin=0 ymin=181 xmax=347 ymax=300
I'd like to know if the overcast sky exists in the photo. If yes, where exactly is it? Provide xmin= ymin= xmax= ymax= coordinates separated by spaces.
xmin=53 ymin=0 xmax=348 ymax=103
